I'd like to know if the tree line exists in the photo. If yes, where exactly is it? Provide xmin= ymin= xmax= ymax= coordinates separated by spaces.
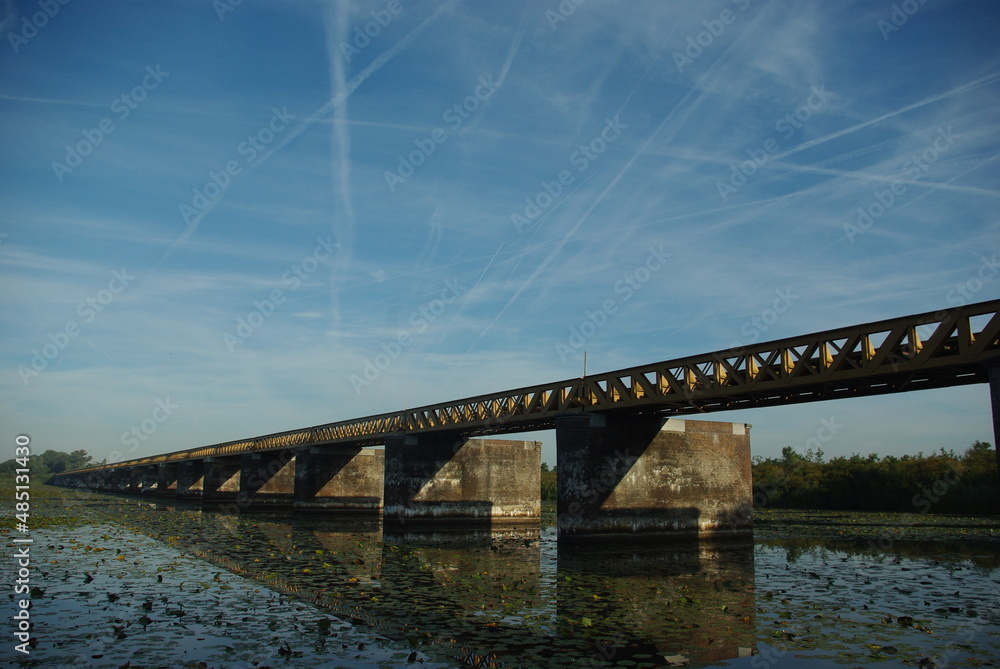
xmin=752 ymin=440 xmax=998 ymax=514
xmin=0 ymin=449 xmax=96 ymax=477
xmin=540 ymin=441 xmax=999 ymax=514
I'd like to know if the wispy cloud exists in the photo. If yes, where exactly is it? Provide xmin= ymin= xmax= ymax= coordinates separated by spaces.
xmin=3 ymin=0 xmax=999 ymax=463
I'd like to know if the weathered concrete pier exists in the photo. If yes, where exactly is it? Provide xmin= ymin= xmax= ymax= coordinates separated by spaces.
xmin=295 ymin=446 xmax=384 ymax=512
xmin=383 ymin=436 xmax=541 ymax=528
xmin=53 ymin=423 xmax=749 ymax=539
xmin=557 ymin=415 xmax=751 ymax=540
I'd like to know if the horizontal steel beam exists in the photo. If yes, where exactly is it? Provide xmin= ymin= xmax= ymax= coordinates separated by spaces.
xmin=60 ymin=299 xmax=1000 ymax=476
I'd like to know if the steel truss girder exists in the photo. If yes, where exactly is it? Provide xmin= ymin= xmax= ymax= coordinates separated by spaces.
xmin=66 ymin=299 xmax=1000 ymax=475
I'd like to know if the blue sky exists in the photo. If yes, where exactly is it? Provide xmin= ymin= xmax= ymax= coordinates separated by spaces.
xmin=2 ymin=0 xmax=999 ymax=467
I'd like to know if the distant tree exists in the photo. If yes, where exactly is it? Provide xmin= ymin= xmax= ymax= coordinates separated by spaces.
xmin=540 ymin=463 xmax=557 ymax=500
xmin=0 ymin=449 xmax=95 ymax=477
xmin=752 ymin=440 xmax=998 ymax=514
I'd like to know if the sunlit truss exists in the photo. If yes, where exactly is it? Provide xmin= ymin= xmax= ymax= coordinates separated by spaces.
xmin=67 ymin=299 xmax=1000 ymax=475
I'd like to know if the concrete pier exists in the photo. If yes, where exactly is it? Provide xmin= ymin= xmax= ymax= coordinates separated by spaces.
xmin=125 ymin=466 xmax=146 ymax=493
xmin=80 ymin=470 xmax=106 ymax=492
xmin=176 ymin=459 xmax=205 ymax=499
xmin=156 ymin=462 xmax=179 ymax=496
xmin=556 ymin=414 xmax=752 ymax=540
xmin=384 ymin=435 xmax=541 ymax=528
xmin=294 ymin=446 xmax=384 ymax=512
xmin=988 ymin=360 xmax=1000 ymax=483
xmin=138 ymin=465 xmax=159 ymax=494
xmin=107 ymin=468 xmax=129 ymax=492
xmin=239 ymin=449 xmax=296 ymax=511
xmin=201 ymin=456 xmax=241 ymax=510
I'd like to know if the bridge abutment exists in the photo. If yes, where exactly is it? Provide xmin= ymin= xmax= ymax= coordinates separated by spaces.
xmin=556 ymin=414 xmax=752 ymax=541
xmin=294 ymin=446 xmax=384 ymax=512
xmin=239 ymin=449 xmax=296 ymax=511
xmin=384 ymin=435 xmax=541 ymax=529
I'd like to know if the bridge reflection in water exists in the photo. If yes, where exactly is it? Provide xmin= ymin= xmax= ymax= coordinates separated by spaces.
xmin=142 ymin=502 xmax=754 ymax=666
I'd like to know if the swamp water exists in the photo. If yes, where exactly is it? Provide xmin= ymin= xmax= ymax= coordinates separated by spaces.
xmin=4 ymin=489 xmax=1000 ymax=668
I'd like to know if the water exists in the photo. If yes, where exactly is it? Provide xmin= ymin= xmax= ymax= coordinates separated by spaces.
xmin=5 ymin=491 xmax=1000 ymax=668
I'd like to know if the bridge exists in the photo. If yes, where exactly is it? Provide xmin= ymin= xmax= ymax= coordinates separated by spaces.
xmin=53 ymin=298 xmax=1000 ymax=539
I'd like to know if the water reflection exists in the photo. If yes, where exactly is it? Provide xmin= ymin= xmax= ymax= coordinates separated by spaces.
xmin=122 ymin=502 xmax=756 ymax=667
xmin=27 ymin=492 xmax=1000 ymax=667
xmin=557 ymin=541 xmax=755 ymax=666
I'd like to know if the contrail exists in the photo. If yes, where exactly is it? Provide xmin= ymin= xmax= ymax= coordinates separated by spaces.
xmin=772 ymin=71 xmax=1000 ymax=162
xmin=152 ymin=0 xmax=459 ymax=269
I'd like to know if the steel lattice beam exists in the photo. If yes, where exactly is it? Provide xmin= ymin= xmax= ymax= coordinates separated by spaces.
xmin=64 ymin=299 xmax=1000 ymax=475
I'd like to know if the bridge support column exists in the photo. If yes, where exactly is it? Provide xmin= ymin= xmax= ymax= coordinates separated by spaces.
xmin=294 ymin=446 xmax=384 ymax=512
xmin=988 ymin=360 xmax=1000 ymax=484
xmin=176 ymin=460 xmax=204 ymax=499
xmin=556 ymin=414 xmax=752 ymax=541
xmin=156 ymin=463 xmax=179 ymax=497
xmin=125 ymin=467 xmax=145 ymax=493
xmin=73 ymin=469 xmax=107 ymax=492
xmin=239 ymin=449 xmax=296 ymax=511
xmin=384 ymin=435 xmax=540 ymax=529
xmin=85 ymin=470 xmax=109 ymax=492
xmin=139 ymin=465 xmax=159 ymax=494
xmin=202 ymin=456 xmax=241 ymax=510
xmin=106 ymin=468 xmax=129 ymax=492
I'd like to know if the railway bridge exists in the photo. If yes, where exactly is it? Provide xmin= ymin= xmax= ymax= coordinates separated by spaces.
xmin=52 ymin=299 xmax=1000 ymax=539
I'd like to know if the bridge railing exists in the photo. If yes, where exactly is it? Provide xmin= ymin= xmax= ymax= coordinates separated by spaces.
xmin=59 ymin=298 xmax=1000 ymax=476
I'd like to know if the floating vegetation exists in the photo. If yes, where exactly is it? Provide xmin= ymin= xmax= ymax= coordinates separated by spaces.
xmin=3 ymin=485 xmax=1000 ymax=667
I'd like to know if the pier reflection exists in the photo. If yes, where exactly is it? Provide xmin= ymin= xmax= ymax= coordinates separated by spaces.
xmin=127 ymin=502 xmax=755 ymax=667
xmin=557 ymin=540 xmax=756 ymax=666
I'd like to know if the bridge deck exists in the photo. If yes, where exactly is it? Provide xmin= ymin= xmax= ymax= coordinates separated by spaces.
xmin=66 ymin=299 xmax=1000 ymax=474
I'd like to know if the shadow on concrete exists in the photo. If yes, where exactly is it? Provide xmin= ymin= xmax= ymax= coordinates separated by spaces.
xmin=293 ymin=445 xmax=383 ymax=512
